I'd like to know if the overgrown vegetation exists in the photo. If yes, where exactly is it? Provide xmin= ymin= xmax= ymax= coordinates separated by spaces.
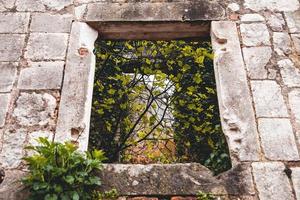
xmin=22 ymin=138 xmax=117 ymax=200
xmin=197 ymin=191 xmax=215 ymax=200
xmin=89 ymin=40 xmax=231 ymax=174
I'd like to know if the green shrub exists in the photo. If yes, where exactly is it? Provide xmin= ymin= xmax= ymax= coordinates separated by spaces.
xmin=22 ymin=137 xmax=108 ymax=200
xmin=197 ymin=191 xmax=215 ymax=200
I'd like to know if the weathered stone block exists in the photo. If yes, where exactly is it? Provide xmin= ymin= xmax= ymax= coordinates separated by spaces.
xmin=285 ymin=10 xmax=300 ymax=33
xmin=258 ymin=118 xmax=299 ymax=160
xmin=0 ymin=34 xmax=25 ymax=62
xmin=240 ymin=23 xmax=270 ymax=46
xmin=291 ymin=167 xmax=300 ymax=200
xmin=240 ymin=14 xmax=264 ymax=22
xmin=291 ymin=34 xmax=300 ymax=55
xmin=55 ymin=22 xmax=98 ymax=151
xmin=211 ymin=21 xmax=261 ymax=161
xmin=0 ymin=62 xmax=17 ymax=92
xmin=273 ymin=32 xmax=292 ymax=55
xmin=0 ymin=13 xmax=30 ymax=33
xmin=242 ymin=47 xmax=271 ymax=79
xmin=278 ymin=59 xmax=300 ymax=87
xmin=15 ymin=0 xmax=72 ymax=11
xmin=252 ymin=162 xmax=295 ymax=200
xmin=289 ymin=89 xmax=300 ymax=129
xmin=265 ymin=12 xmax=285 ymax=32
xmin=244 ymin=0 xmax=299 ymax=11
xmin=18 ymin=62 xmax=64 ymax=90
xmin=84 ymin=2 xmax=226 ymax=21
xmin=25 ymin=33 xmax=68 ymax=60
xmin=31 ymin=13 xmax=73 ymax=33
xmin=0 ymin=94 xmax=10 ymax=128
xmin=13 ymin=93 xmax=56 ymax=126
xmin=0 ymin=129 xmax=27 ymax=168
xmin=251 ymin=80 xmax=288 ymax=117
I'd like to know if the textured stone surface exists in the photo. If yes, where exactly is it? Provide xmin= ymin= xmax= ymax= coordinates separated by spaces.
xmin=0 ymin=62 xmax=17 ymax=92
xmin=265 ymin=12 xmax=285 ymax=31
xmin=211 ymin=21 xmax=260 ymax=161
xmin=31 ymin=13 xmax=73 ymax=33
xmin=18 ymin=62 xmax=64 ymax=90
xmin=0 ymin=34 xmax=25 ymax=61
xmin=240 ymin=23 xmax=270 ymax=46
xmin=13 ymin=93 xmax=56 ymax=126
xmin=244 ymin=0 xmax=299 ymax=11
xmin=240 ymin=14 xmax=264 ymax=22
xmin=0 ymin=170 xmax=29 ymax=200
xmin=15 ymin=0 xmax=72 ymax=11
xmin=291 ymin=34 xmax=300 ymax=55
xmin=278 ymin=59 xmax=300 ymax=87
xmin=273 ymin=32 xmax=292 ymax=55
xmin=242 ymin=47 xmax=272 ymax=79
xmin=0 ymin=129 xmax=27 ymax=168
xmin=55 ymin=22 xmax=98 ymax=151
xmin=251 ymin=80 xmax=288 ymax=117
xmin=289 ymin=89 xmax=300 ymax=129
xmin=252 ymin=162 xmax=295 ymax=200
xmin=84 ymin=2 xmax=226 ymax=21
xmin=285 ymin=10 xmax=300 ymax=33
xmin=25 ymin=33 xmax=68 ymax=60
xmin=291 ymin=167 xmax=300 ymax=200
xmin=0 ymin=13 xmax=30 ymax=33
xmin=258 ymin=118 xmax=299 ymax=160
xmin=0 ymin=94 xmax=10 ymax=128
xmin=99 ymin=164 xmax=226 ymax=195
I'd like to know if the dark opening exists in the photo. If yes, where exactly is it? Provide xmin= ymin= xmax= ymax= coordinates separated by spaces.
xmin=88 ymin=23 xmax=231 ymax=174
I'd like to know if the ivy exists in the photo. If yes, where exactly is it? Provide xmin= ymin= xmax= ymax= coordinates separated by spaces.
xmin=89 ymin=40 xmax=231 ymax=174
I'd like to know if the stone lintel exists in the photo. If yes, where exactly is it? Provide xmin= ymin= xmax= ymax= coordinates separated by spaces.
xmin=83 ymin=2 xmax=226 ymax=22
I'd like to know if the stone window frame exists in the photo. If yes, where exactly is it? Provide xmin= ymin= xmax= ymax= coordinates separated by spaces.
xmin=54 ymin=2 xmax=261 ymax=196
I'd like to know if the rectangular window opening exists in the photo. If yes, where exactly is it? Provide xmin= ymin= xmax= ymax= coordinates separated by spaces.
xmin=88 ymin=22 xmax=231 ymax=174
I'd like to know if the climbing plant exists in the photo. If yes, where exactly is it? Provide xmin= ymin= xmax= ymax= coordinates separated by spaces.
xmin=89 ymin=39 xmax=231 ymax=174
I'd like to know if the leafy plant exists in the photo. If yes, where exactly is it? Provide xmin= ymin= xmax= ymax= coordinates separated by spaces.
xmin=22 ymin=137 xmax=108 ymax=200
xmin=89 ymin=40 xmax=231 ymax=173
xmin=197 ymin=191 xmax=215 ymax=200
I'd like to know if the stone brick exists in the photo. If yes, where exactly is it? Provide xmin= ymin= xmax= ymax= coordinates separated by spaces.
xmin=278 ymin=59 xmax=300 ymax=87
xmin=240 ymin=23 xmax=270 ymax=46
xmin=0 ymin=34 xmax=25 ymax=62
xmin=0 ymin=94 xmax=10 ymax=128
xmin=18 ymin=62 xmax=64 ymax=90
xmin=258 ymin=118 xmax=299 ymax=160
xmin=252 ymin=162 xmax=295 ymax=200
xmin=25 ymin=33 xmax=68 ymax=60
xmin=0 ymin=13 xmax=30 ymax=33
xmin=0 ymin=129 xmax=27 ymax=168
xmin=30 ymin=13 xmax=73 ymax=33
xmin=285 ymin=10 xmax=300 ymax=33
xmin=15 ymin=0 xmax=72 ymax=11
xmin=244 ymin=0 xmax=299 ymax=11
xmin=240 ymin=14 xmax=264 ymax=22
xmin=0 ymin=62 xmax=17 ymax=92
xmin=265 ymin=12 xmax=285 ymax=32
xmin=291 ymin=34 xmax=300 ymax=55
xmin=273 ymin=32 xmax=292 ymax=55
xmin=291 ymin=167 xmax=300 ymax=200
xmin=289 ymin=89 xmax=300 ymax=129
xmin=242 ymin=47 xmax=271 ymax=79
xmin=251 ymin=80 xmax=288 ymax=117
xmin=211 ymin=21 xmax=261 ymax=161
xmin=13 ymin=93 xmax=56 ymax=126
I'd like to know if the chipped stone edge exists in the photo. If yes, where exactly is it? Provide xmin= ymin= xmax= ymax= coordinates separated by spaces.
xmin=55 ymin=22 xmax=98 ymax=151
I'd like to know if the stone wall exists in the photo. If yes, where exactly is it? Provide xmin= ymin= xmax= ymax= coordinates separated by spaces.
xmin=0 ymin=0 xmax=300 ymax=199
